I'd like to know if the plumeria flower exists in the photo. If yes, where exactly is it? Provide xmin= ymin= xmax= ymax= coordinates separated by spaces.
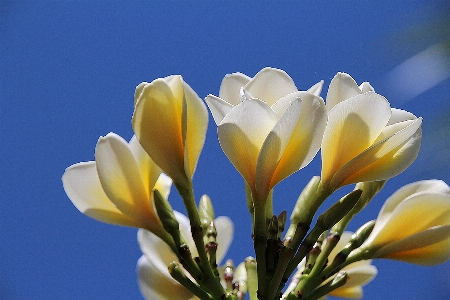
xmin=353 ymin=180 xmax=450 ymax=265
xmin=62 ymin=133 xmax=173 ymax=242
xmin=321 ymin=72 xmax=422 ymax=192
xmin=205 ymin=67 xmax=327 ymax=203
xmin=284 ymin=232 xmax=377 ymax=299
xmin=132 ymin=76 xmax=208 ymax=189
xmin=137 ymin=212 xmax=234 ymax=300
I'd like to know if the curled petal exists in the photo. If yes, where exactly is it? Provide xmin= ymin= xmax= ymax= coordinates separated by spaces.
xmin=321 ymin=93 xmax=392 ymax=187
xmin=95 ymin=133 xmax=157 ymax=229
xmin=62 ymin=161 xmax=139 ymax=227
xmin=215 ymin=216 xmax=234 ymax=263
xmin=369 ymin=193 xmax=450 ymax=246
xmin=361 ymin=187 xmax=450 ymax=265
xmin=219 ymin=72 xmax=251 ymax=105
xmin=374 ymin=225 xmax=450 ymax=265
xmin=182 ymin=80 xmax=209 ymax=179
xmin=205 ymin=95 xmax=234 ymax=125
xmin=245 ymin=67 xmax=298 ymax=106
xmin=307 ymin=80 xmax=324 ymax=97
xmin=330 ymin=118 xmax=422 ymax=188
xmin=378 ymin=180 xmax=450 ymax=222
xmin=326 ymin=72 xmax=362 ymax=111
xmin=137 ymin=256 xmax=197 ymax=300
xmin=133 ymin=78 xmax=186 ymax=185
xmin=218 ymin=100 xmax=278 ymax=189
xmin=256 ymin=95 xmax=327 ymax=196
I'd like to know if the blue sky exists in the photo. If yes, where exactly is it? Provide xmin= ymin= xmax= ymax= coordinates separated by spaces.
xmin=1 ymin=1 xmax=449 ymax=299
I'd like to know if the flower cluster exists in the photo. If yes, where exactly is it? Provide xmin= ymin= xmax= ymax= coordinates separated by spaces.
xmin=63 ymin=67 xmax=450 ymax=300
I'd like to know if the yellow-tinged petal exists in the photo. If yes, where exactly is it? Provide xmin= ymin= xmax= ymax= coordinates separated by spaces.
xmin=329 ymin=286 xmax=363 ymax=299
xmin=218 ymin=99 xmax=278 ymax=189
xmin=325 ymin=72 xmax=362 ymax=111
xmin=246 ymin=67 xmax=298 ymax=106
xmin=95 ymin=133 xmax=156 ymax=228
xmin=129 ymin=136 xmax=162 ymax=196
xmin=132 ymin=76 xmax=207 ymax=187
xmin=359 ymin=181 xmax=450 ymax=265
xmin=368 ymin=193 xmax=450 ymax=247
xmin=132 ymin=78 xmax=186 ymax=185
xmin=256 ymin=94 xmax=327 ymax=196
xmin=330 ymin=118 xmax=422 ymax=188
xmin=62 ymin=161 xmax=140 ymax=227
xmin=374 ymin=225 xmax=450 ymax=265
xmin=182 ymin=79 xmax=209 ymax=179
xmin=321 ymin=93 xmax=392 ymax=187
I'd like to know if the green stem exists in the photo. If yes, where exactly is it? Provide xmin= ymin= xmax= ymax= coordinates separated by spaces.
xmin=253 ymin=199 xmax=267 ymax=299
xmin=175 ymin=182 xmax=224 ymax=299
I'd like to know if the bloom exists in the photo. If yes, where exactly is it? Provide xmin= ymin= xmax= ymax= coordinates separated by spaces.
xmin=62 ymin=133 xmax=172 ymax=240
xmin=206 ymin=67 xmax=327 ymax=201
xmin=356 ymin=180 xmax=450 ymax=265
xmin=321 ymin=72 xmax=422 ymax=191
xmin=132 ymin=76 xmax=208 ymax=188
xmin=137 ymin=212 xmax=234 ymax=300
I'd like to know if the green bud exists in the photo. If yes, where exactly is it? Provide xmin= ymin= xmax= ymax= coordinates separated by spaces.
xmin=199 ymin=194 xmax=215 ymax=231
xmin=154 ymin=190 xmax=183 ymax=247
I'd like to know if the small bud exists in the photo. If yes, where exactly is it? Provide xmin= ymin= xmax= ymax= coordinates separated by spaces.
xmin=199 ymin=194 xmax=215 ymax=231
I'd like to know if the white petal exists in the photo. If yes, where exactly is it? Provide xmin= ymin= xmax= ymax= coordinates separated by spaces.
xmin=215 ymin=216 xmax=234 ymax=263
xmin=218 ymin=100 xmax=278 ymax=189
xmin=387 ymin=108 xmax=417 ymax=125
xmin=307 ymin=80 xmax=324 ymax=97
xmin=62 ymin=161 xmax=139 ymax=227
xmin=326 ymin=72 xmax=362 ymax=111
xmin=330 ymin=118 xmax=422 ymax=187
xmin=137 ymin=256 xmax=196 ymax=300
xmin=256 ymin=95 xmax=326 ymax=196
xmin=321 ymin=93 xmax=392 ymax=187
xmin=95 ymin=133 xmax=152 ymax=223
xmin=218 ymin=72 xmax=251 ymax=105
xmin=377 ymin=180 xmax=450 ymax=224
xmin=205 ymin=95 xmax=234 ymax=125
xmin=245 ymin=67 xmax=298 ymax=106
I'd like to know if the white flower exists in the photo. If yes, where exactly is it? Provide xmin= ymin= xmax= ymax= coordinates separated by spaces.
xmin=206 ymin=67 xmax=327 ymax=203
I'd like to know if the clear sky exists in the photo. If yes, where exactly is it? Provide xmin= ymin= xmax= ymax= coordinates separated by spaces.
xmin=1 ymin=1 xmax=449 ymax=299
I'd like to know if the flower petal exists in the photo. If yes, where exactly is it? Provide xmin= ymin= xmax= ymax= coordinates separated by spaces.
xmin=95 ymin=133 xmax=157 ymax=229
xmin=218 ymin=99 xmax=278 ymax=189
xmin=256 ymin=95 xmax=326 ymax=196
xmin=307 ymin=80 xmax=324 ymax=97
xmin=245 ymin=67 xmax=297 ymax=106
xmin=215 ymin=216 xmax=234 ymax=264
xmin=321 ymin=93 xmax=392 ymax=187
xmin=128 ymin=135 xmax=162 ymax=195
xmin=183 ymin=79 xmax=209 ymax=178
xmin=137 ymin=256 xmax=197 ymax=300
xmin=369 ymin=193 xmax=450 ymax=246
xmin=132 ymin=78 xmax=187 ymax=185
xmin=62 ymin=161 xmax=139 ymax=227
xmin=330 ymin=118 xmax=422 ymax=188
xmin=205 ymin=95 xmax=234 ymax=125
xmin=325 ymin=72 xmax=362 ymax=111
xmin=219 ymin=72 xmax=251 ymax=105
xmin=377 ymin=180 xmax=450 ymax=224
xmin=374 ymin=225 xmax=450 ymax=265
